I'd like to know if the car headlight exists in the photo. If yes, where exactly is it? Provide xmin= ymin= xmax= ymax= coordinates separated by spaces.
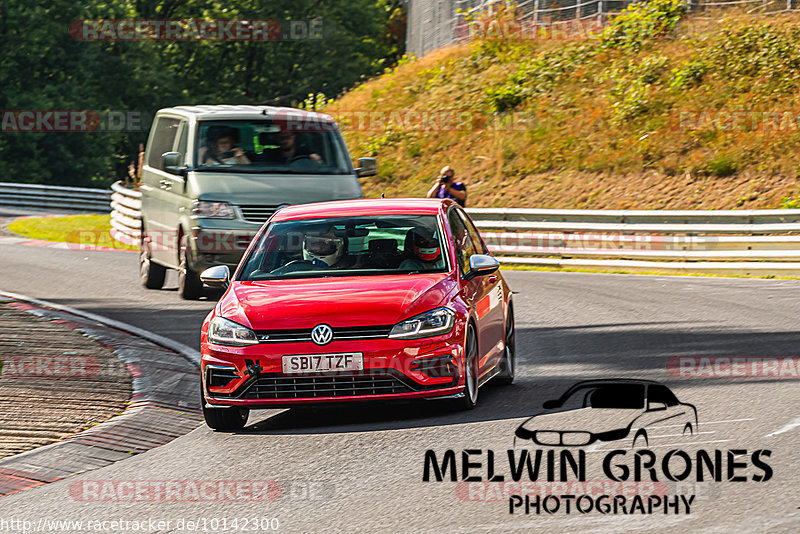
xmin=389 ymin=308 xmax=455 ymax=339
xmin=192 ymin=200 xmax=234 ymax=219
xmin=208 ymin=317 xmax=258 ymax=346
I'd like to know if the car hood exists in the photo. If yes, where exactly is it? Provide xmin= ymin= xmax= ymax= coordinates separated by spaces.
xmin=217 ymin=273 xmax=457 ymax=330
xmin=187 ymin=171 xmax=361 ymax=206
xmin=519 ymin=408 xmax=642 ymax=434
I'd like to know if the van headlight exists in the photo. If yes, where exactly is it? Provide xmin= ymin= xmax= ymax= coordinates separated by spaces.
xmin=193 ymin=200 xmax=234 ymax=219
xmin=389 ymin=308 xmax=455 ymax=339
xmin=208 ymin=317 xmax=258 ymax=346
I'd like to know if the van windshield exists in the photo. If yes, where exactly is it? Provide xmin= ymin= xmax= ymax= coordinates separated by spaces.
xmin=195 ymin=120 xmax=351 ymax=174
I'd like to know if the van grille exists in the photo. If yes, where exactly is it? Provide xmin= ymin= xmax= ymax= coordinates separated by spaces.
xmin=239 ymin=205 xmax=282 ymax=224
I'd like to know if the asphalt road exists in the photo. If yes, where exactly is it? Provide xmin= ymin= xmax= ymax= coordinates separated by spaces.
xmin=0 ymin=233 xmax=798 ymax=533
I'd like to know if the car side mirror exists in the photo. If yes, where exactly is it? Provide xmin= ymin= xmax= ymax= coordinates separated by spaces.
xmin=163 ymin=152 xmax=187 ymax=176
xmin=542 ymin=399 xmax=560 ymax=409
xmin=647 ymin=401 xmax=667 ymax=412
xmin=200 ymin=265 xmax=230 ymax=288
xmin=464 ymin=254 xmax=499 ymax=281
xmin=355 ymin=157 xmax=377 ymax=177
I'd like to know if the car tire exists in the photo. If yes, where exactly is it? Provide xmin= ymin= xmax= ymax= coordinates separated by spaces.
xmin=454 ymin=325 xmax=479 ymax=410
xmin=179 ymin=234 xmax=203 ymax=300
xmin=140 ymin=235 xmax=166 ymax=290
xmin=494 ymin=305 xmax=515 ymax=386
xmin=201 ymin=385 xmax=249 ymax=431
xmin=633 ymin=430 xmax=648 ymax=449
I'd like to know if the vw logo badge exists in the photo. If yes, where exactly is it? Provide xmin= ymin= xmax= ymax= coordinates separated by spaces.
xmin=311 ymin=324 xmax=333 ymax=345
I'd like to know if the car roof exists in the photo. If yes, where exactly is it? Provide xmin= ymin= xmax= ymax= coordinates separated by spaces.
xmin=270 ymin=198 xmax=455 ymax=221
xmin=157 ymin=105 xmax=335 ymax=122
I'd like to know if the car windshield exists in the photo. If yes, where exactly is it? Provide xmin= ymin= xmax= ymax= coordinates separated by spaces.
xmin=559 ymin=384 xmax=646 ymax=410
xmin=237 ymin=215 xmax=448 ymax=280
xmin=195 ymin=119 xmax=350 ymax=174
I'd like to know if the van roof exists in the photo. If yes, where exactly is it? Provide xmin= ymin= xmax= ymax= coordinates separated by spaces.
xmin=157 ymin=105 xmax=334 ymax=122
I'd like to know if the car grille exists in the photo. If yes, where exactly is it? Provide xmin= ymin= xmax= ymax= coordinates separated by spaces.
xmin=255 ymin=325 xmax=393 ymax=344
xmin=239 ymin=205 xmax=282 ymax=224
xmin=240 ymin=373 xmax=413 ymax=399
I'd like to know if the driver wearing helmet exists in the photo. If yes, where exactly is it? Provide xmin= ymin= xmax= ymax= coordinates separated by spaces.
xmin=302 ymin=230 xmax=348 ymax=268
xmin=399 ymin=227 xmax=443 ymax=271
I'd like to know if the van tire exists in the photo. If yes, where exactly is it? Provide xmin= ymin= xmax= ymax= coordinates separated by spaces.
xmin=140 ymin=235 xmax=166 ymax=290
xmin=178 ymin=234 xmax=203 ymax=300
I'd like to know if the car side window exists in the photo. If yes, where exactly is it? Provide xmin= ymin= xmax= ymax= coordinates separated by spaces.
xmin=648 ymin=385 xmax=679 ymax=406
xmin=146 ymin=117 xmax=180 ymax=170
xmin=448 ymin=208 xmax=478 ymax=274
xmin=456 ymin=208 xmax=488 ymax=254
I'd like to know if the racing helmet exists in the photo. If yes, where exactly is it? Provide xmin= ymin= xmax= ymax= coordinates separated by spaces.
xmin=302 ymin=232 xmax=345 ymax=267
xmin=411 ymin=227 xmax=441 ymax=262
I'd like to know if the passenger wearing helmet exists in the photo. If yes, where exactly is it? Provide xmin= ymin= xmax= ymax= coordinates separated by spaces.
xmin=302 ymin=230 xmax=348 ymax=268
xmin=399 ymin=227 xmax=443 ymax=271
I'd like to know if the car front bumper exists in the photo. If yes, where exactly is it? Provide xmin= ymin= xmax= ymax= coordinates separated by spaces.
xmin=201 ymin=335 xmax=466 ymax=407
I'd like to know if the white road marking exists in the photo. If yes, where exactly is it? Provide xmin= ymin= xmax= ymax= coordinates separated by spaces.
xmin=764 ymin=415 xmax=800 ymax=437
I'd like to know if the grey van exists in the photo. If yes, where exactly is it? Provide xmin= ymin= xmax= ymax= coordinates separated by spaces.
xmin=139 ymin=105 xmax=374 ymax=299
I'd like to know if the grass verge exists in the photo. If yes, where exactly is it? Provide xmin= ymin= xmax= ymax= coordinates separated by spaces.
xmin=8 ymin=214 xmax=137 ymax=251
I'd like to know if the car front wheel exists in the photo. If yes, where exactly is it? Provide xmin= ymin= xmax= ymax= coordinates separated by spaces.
xmin=202 ymin=386 xmax=249 ymax=431
xmin=454 ymin=325 xmax=479 ymax=410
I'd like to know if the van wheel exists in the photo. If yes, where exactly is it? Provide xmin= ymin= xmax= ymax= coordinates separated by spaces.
xmin=179 ymin=235 xmax=203 ymax=300
xmin=140 ymin=236 xmax=165 ymax=289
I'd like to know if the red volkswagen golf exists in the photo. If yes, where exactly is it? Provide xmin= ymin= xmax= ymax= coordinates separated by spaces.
xmin=199 ymin=198 xmax=515 ymax=430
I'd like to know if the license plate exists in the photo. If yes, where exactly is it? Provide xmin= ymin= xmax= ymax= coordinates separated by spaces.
xmin=281 ymin=353 xmax=364 ymax=374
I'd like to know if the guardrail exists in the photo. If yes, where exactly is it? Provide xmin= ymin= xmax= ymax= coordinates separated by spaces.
xmin=0 ymin=182 xmax=112 ymax=213
xmin=85 ymin=182 xmax=800 ymax=276
xmin=469 ymin=208 xmax=800 ymax=275
xmin=109 ymin=181 xmax=141 ymax=247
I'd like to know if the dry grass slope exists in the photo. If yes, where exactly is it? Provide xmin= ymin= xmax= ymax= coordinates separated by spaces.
xmin=327 ymin=3 xmax=800 ymax=209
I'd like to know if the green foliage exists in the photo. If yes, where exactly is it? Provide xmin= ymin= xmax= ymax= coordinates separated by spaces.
xmin=669 ymin=60 xmax=710 ymax=90
xmin=600 ymin=0 xmax=688 ymax=51
xmin=485 ymin=44 xmax=595 ymax=111
xmin=780 ymin=196 xmax=800 ymax=209
xmin=702 ymin=155 xmax=737 ymax=177
xmin=1 ymin=0 xmax=402 ymax=187
xmin=699 ymin=23 xmax=800 ymax=95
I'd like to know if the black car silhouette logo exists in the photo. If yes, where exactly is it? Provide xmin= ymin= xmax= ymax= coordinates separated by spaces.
xmin=515 ymin=379 xmax=698 ymax=448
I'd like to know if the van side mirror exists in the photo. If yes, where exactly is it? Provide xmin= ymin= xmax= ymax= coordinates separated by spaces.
xmin=163 ymin=152 xmax=187 ymax=176
xmin=355 ymin=157 xmax=377 ymax=177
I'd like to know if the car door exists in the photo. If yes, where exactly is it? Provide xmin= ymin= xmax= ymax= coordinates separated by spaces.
xmin=456 ymin=207 xmax=505 ymax=370
xmin=447 ymin=208 xmax=496 ymax=379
